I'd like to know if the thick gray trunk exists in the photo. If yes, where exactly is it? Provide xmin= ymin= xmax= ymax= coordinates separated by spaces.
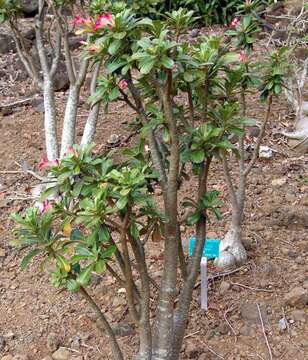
xmin=215 ymin=217 xmax=247 ymax=268
xmin=80 ymin=102 xmax=101 ymax=147
xmin=60 ymin=85 xmax=80 ymax=157
xmin=215 ymin=177 xmax=247 ymax=269
xmin=43 ymin=80 xmax=59 ymax=160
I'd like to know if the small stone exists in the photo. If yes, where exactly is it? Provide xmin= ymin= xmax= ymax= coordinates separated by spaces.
xmin=240 ymin=324 xmax=253 ymax=336
xmin=3 ymin=332 xmax=14 ymax=340
xmin=41 ymin=357 xmax=53 ymax=360
xmin=47 ymin=333 xmax=61 ymax=352
xmin=0 ymin=248 xmax=5 ymax=257
xmin=190 ymin=29 xmax=199 ymax=38
xmin=271 ymin=177 xmax=287 ymax=187
xmin=52 ymin=347 xmax=70 ymax=360
xmin=219 ymin=281 xmax=231 ymax=295
xmin=291 ymin=309 xmax=306 ymax=323
xmin=284 ymin=287 xmax=308 ymax=309
xmin=107 ymin=134 xmax=120 ymax=145
xmin=278 ymin=318 xmax=287 ymax=332
xmin=0 ymin=336 xmax=6 ymax=351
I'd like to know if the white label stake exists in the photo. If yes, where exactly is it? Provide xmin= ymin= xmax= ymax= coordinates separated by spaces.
xmin=200 ymin=257 xmax=208 ymax=311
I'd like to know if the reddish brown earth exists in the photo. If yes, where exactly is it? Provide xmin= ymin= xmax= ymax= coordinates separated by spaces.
xmin=0 ymin=29 xmax=308 ymax=360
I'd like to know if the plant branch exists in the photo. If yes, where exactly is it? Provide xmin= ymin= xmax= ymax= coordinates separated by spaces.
xmin=244 ymin=95 xmax=273 ymax=177
xmin=79 ymin=286 xmax=124 ymax=360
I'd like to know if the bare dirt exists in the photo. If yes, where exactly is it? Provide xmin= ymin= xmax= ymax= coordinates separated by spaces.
xmin=0 ymin=26 xmax=308 ymax=360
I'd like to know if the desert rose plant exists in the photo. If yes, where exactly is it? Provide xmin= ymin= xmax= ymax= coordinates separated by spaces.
xmin=214 ymin=14 xmax=287 ymax=267
xmin=12 ymin=3 xmax=286 ymax=360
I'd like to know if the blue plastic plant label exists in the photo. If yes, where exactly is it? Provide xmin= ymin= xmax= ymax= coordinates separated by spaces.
xmin=189 ymin=237 xmax=220 ymax=258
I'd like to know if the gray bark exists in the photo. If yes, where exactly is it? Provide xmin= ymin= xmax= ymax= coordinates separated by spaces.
xmin=60 ymin=85 xmax=80 ymax=157
xmin=81 ymin=61 xmax=102 ymax=147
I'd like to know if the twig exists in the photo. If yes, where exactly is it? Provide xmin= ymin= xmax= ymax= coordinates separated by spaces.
xmin=184 ymin=330 xmax=200 ymax=339
xmin=230 ymin=281 xmax=274 ymax=293
xmin=197 ymin=339 xmax=226 ymax=360
xmin=193 ymin=266 xmax=246 ymax=290
xmin=0 ymin=96 xmax=37 ymax=109
xmin=224 ymin=305 xmax=237 ymax=340
xmin=0 ymin=169 xmax=46 ymax=182
xmin=257 ymin=303 xmax=273 ymax=360
xmin=60 ymin=347 xmax=81 ymax=354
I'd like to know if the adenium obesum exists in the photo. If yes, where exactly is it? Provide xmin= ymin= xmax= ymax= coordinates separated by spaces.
xmin=94 ymin=12 xmax=115 ymax=30
xmin=119 ymin=79 xmax=128 ymax=90
xmin=74 ymin=12 xmax=114 ymax=34
xmin=239 ymin=51 xmax=246 ymax=62
xmin=231 ymin=17 xmax=240 ymax=27
xmin=38 ymin=155 xmax=59 ymax=170
xmin=40 ymin=199 xmax=52 ymax=213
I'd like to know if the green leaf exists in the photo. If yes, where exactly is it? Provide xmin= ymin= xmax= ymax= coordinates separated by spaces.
xmin=67 ymin=279 xmax=80 ymax=292
xmin=190 ymin=150 xmax=205 ymax=163
xmin=55 ymin=254 xmax=71 ymax=272
xmin=99 ymin=226 xmax=110 ymax=242
xmin=109 ymin=87 xmax=120 ymax=101
xmin=70 ymin=229 xmax=84 ymax=241
xmin=186 ymin=211 xmax=200 ymax=226
xmin=95 ymin=260 xmax=106 ymax=273
xmin=113 ymin=31 xmax=126 ymax=40
xmin=116 ymin=196 xmax=128 ymax=210
xmin=139 ymin=58 xmax=156 ymax=74
xmin=76 ymin=245 xmax=94 ymax=257
xmin=76 ymin=264 xmax=94 ymax=286
xmin=160 ymin=56 xmax=174 ymax=69
xmin=108 ymin=39 xmax=122 ymax=55
xmin=101 ymin=245 xmax=116 ymax=259
xmin=107 ymin=59 xmax=127 ymax=73
xmin=130 ymin=222 xmax=139 ymax=240
xmin=21 ymin=249 xmax=41 ymax=269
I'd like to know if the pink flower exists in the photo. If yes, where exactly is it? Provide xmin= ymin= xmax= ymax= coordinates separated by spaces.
xmin=172 ymin=63 xmax=178 ymax=72
xmin=231 ymin=17 xmax=239 ymax=27
xmin=119 ymin=79 xmax=128 ymax=90
xmin=89 ymin=45 xmax=98 ymax=52
xmin=50 ymin=159 xmax=60 ymax=167
xmin=41 ymin=200 xmax=52 ymax=213
xmin=94 ymin=13 xmax=114 ymax=30
xmin=72 ymin=15 xmax=92 ymax=26
xmin=79 ymin=40 xmax=88 ymax=46
xmin=64 ymin=146 xmax=79 ymax=158
xmin=38 ymin=154 xmax=49 ymax=170
xmin=239 ymin=51 xmax=246 ymax=62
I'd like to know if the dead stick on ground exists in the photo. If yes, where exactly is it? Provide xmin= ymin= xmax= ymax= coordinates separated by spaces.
xmin=197 ymin=339 xmax=226 ymax=360
xmin=224 ymin=305 xmax=237 ymax=341
xmin=0 ymin=169 xmax=46 ymax=182
xmin=193 ymin=266 xmax=246 ymax=290
xmin=257 ymin=303 xmax=273 ymax=360
xmin=184 ymin=330 xmax=200 ymax=339
xmin=230 ymin=281 xmax=274 ymax=293
xmin=0 ymin=96 xmax=37 ymax=108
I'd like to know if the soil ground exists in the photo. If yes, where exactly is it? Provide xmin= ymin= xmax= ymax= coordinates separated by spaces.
xmin=0 ymin=26 xmax=308 ymax=360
